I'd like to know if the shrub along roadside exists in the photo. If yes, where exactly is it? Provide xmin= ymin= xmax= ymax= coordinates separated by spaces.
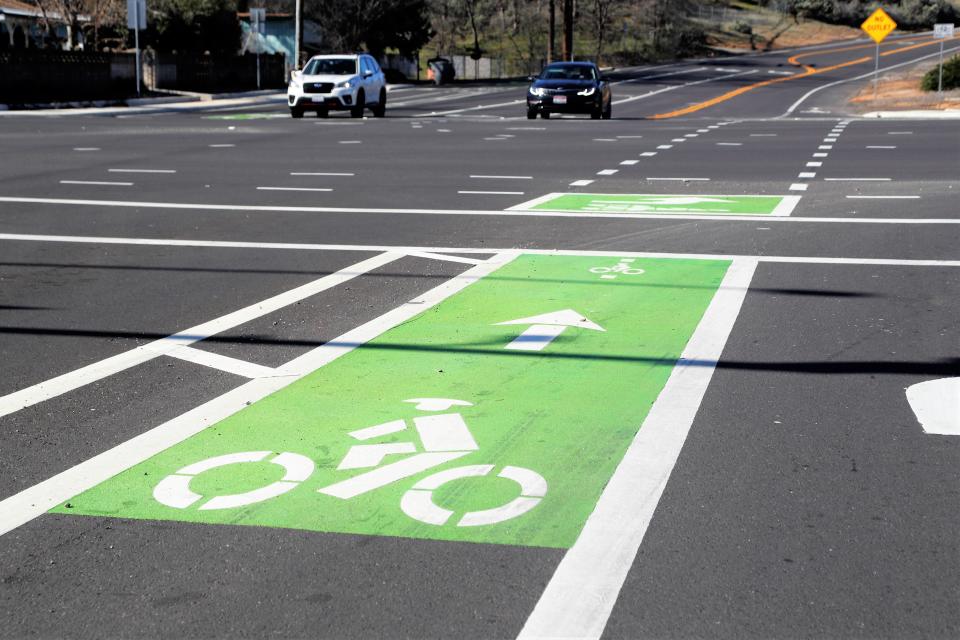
xmin=921 ymin=54 xmax=960 ymax=90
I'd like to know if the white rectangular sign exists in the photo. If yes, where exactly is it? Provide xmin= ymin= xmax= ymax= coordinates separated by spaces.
xmin=126 ymin=0 xmax=145 ymax=30
xmin=933 ymin=23 xmax=954 ymax=39
xmin=250 ymin=8 xmax=266 ymax=35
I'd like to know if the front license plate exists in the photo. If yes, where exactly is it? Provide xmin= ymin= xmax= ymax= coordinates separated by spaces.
xmin=311 ymin=96 xmax=324 ymax=102
xmin=553 ymin=95 xmax=567 ymax=105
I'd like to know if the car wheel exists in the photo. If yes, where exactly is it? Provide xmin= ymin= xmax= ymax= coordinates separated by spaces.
xmin=526 ymin=109 xmax=537 ymax=120
xmin=602 ymin=101 xmax=612 ymax=120
xmin=290 ymin=107 xmax=304 ymax=119
xmin=372 ymin=89 xmax=386 ymax=117
xmin=315 ymin=108 xmax=329 ymax=118
xmin=351 ymin=90 xmax=365 ymax=118
xmin=541 ymin=111 xmax=551 ymax=119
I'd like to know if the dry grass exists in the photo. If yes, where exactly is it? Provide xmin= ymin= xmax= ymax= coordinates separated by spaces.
xmin=849 ymin=62 xmax=960 ymax=111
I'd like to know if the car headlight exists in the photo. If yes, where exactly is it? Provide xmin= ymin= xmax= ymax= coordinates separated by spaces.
xmin=289 ymin=79 xmax=301 ymax=90
xmin=577 ymin=86 xmax=596 ymax=96
xmin=336 ymin=79 xmax=354 ymax=89
xmin=529 ymin=87 xmax=547 ymax=97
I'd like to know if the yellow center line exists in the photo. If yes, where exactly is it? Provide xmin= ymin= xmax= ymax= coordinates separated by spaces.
xmin=649 ymin=35 xmax=959 ymax=119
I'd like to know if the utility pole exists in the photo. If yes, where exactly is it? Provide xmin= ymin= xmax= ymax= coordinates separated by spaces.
xmin=562 ymin=0 xmax=573 ymax=61
xmin=547 ymin=0 xmax=555 ymax=63
xmin=294 ymin=0 xmax=302 ymax=69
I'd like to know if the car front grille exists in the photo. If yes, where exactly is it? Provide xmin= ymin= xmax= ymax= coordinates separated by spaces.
xmin=303 ymin=82 xmax=334 ymax=94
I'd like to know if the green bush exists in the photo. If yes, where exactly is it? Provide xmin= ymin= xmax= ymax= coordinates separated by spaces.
xmin=921 ymin=54 xmax=960 ymax=91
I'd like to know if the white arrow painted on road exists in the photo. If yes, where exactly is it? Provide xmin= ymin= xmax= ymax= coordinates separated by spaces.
xmin=906 ymin=377 xmax=960 ymax=435
xmin=496 ymin=309 xmax=604 ymax=352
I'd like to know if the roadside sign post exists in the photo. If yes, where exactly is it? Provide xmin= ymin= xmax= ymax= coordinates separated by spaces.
xmin=126 ymin=0 xmax=146 ymax=97
xmin=933 ymin=24 xmax=955 ymax=94
xmin=861 ymin=8 xmax=897 ymax=101
xmin=250 ymin=8 xmax=266 ymax=91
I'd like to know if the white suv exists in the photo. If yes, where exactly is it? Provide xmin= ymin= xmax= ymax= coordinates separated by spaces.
xmin=287 ymin=54 xmax=387 ymax=118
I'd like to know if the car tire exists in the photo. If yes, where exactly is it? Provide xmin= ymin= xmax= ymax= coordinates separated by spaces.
xmin=541 ymin=111 xmax=551 ymax=119
xmin=315 ymin=108 xmax=329 ymax=118
xmin=351 ymin=90 xmax=365 ymax=118
xmin=602 ymin=101 xmax=612 ymax=120
xmin=372 ymin=89 xmax=386 ymax=117
xmin=290 ymin=107 xmax=304 ymax=119
xmin=590 ymin=107 xmax=601 ymax=120
xmin=526 ymin=109 xmax=537 ymax=120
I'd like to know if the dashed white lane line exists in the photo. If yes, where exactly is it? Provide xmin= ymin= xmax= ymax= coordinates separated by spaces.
xmin=108 ymin=169 xmax=177 ymax=174
xmin=750 ymin=133 xmax=777 ymax=137
xmin=867 ymin=146 xmax=897 ymax=149
xmin=646 ymin=177 xmax=710 ymax=181
xmin=60 ymin=180 xmax=132 ymax=186
xmin=640 ymin=152 xmax=658 ymax=157
xmin=684 ymin=133 xmax=698 ymax=137
xmin=824 ymin=137 xmax=838 ymax=142
xmin=457 ymin=190 xmax=525 ymax=195
xmin=597 ymin=169 xmax=619 ymax=176
xmin=818 ymin=145 xmax=833 ymax=150
xmin=470 ymin=175 xmax=533 ymax=180
xmin=846 ymin=195 xmax=920 ymax=199
xmin=593 ymin=138 xmax=618 ymax=142
xmin=812 ymin=152 xmax=828 ymax=158
xmin=807 ymin=162 xmax=823 ymax=167
xmin=697 ymin=129 xmax=709 ymax=133
xmin=73 ymin=147 xmax=100 ymax=151
xmin=0 ymin=251 xmax=404 ymax=421
xmin=518 ymin=258 xmax=758 ymax=640
xmin=437 ymin=129 xmax=452 ymax=133
xmin=888 ymin=131 xmax=913 ymax=134
xmin=570 ymin=179 xmax=594 ymax=187
xmin=620 ymin=160 xmax=639 ymax=165
xmin=716 ymin=142 xmax=742 ymax=146
xmin=798 ymin=172 xmax=816 ymax=178
xmin=616 ymin=135 xmax=644 ymax=139
xmin=671 ymin=138 xmax=687 ymax=143
xmin=209 ymin=144 xmax=235 ymax=148
xmin=290 ymin=172 xmax=354 ymax=176
xmin=339 ymin=140 xmax=362 ymax=144
xmin=656 ymin=145 xmax=673 ymax=149
xmin=824 ymin=178 xmax=891 ymax=181
xmin=257 ymin=187 xmax=333 ymax=192
xmin=790 ymin=183 xmax=808 ymax=191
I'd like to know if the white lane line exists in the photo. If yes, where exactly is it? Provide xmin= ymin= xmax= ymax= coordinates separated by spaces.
xmin=616 ymin=135 xmax=644 ymax=139
xmin=209 ymin=144 xmax=235 ymax=148
xmin=290 ymin=172 xmax=355 ymax=176
xmin=697 ymin=129 xmax=709 ymax=133
xmin=593 ymin=138 xmax=618 ymax=142
xmin=619 ymin=160 xmax=639 ymax=165
xmin=4 ymin=198 xmax=958 ymax=224
xmin=640 ymin=152 xmax=657 ymax=157
xmin=0 ymin=253 xmax=518 ymax=538
xmin=415 ymin=98 xmax=525 ymax=117
xmin=437 ymin=129 xmax=452 ymax=133
xmin=108 ymin=169 xmax=177 ymax=174
xmin=469 ymin=175 xmax=534 ymax=180
xmin=569 ymin=179 xmax=595 ymax=187
xmin=790 ymin=183 xmax=808 ymax=191
xmin=612 ymin=69 xmax=757 ymax=106
xmin=707 ymin=125 xmax=719 ymax=129
xmin=73 ymin=147 xmax=100 ymax=151
xmin=0 ymin=252 xmax=402 ymax=420
xmin=165 ymin=346 xmax=278 ymax=379
xmin=818 ymin=145 xmax=833 ymax=150
xmin=798 ymin=172 xmax=816 ymax=178
xmin=339 ymin=140 xmax=362 ymax=144
xmin=405 ymin=251 xmax=488 ymax=265
xmin=771 ymin=195 xmax=802 ymax=217
xmin=866 ymin=146 xmax=896 ymax=149
xmin=812 ymin=152 xmax=828 ymax=157
xmin=257 ymin=187 xmax=333 ymax=192
xmin=518 ymin=258 xmax=758 ymax=640
xmin=684 ymin=133 xmax=698 ymax=137
xmin=3 ymin=234 xmax=959 ymax=264
xmin=671 ymin=138 xmax=687 ymax=143
xmin=656 ymin=145 xmax=673 ymax=149
xmin=806 ymin=162 xmax=823 ymax=167
xmin=750 ymin=133 xmax=777 ymax=137
xmin=646 ymin=177 xmax=710 ymax=181
xmin=823 ymin=178 xmax=891 ymax=181
xmin=597 ymin=169 xmax=618 ymax=176
xmin=824 ymin=138 xmax=838 ymax=142
xmin=716 ymin=142 xmax=742 ymax=146
xmin=508 ymin=127 xmax=546 ymax=131
xmin=846 ymin=195 xmax=920 ymax=199
xmin=59 ymin=180 xmax=132 ymax=186
xmin=888 ymin=131 xmax=913 ymax=134
xmin=484 ymin=137 xmax=508 ymax=141
xmin=458 ymin=190 xmax=525 ymax=195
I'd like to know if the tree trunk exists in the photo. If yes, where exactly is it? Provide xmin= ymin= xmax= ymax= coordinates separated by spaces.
xmin=548 ymin=0 xmax=555 ymax=62
xmin=562 ymin=0 xmax=573 ymax=61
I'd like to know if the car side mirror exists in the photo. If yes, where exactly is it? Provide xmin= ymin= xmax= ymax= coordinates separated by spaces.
xmin=364 ymin=70 xmax=374 ymax=78
xmin=527 ymin=75 xmax=536 ymax=82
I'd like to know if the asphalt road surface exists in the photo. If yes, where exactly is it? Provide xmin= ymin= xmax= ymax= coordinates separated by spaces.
xmin=1 ymin=33 xmax=958 ymax=639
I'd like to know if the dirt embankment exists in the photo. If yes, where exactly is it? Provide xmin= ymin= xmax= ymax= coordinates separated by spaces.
xmin=849 ymin=62 xmax=960 ymax=111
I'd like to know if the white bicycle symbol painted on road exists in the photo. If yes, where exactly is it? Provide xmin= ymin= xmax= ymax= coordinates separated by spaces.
xmin=153 ymin=398 xmax=547 ymax=528
xmin=590 ymin=258 xmax=645 ymax=278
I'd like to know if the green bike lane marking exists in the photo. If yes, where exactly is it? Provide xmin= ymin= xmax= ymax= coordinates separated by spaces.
xmin=510 ymin=193 xmax=800 ymax=216
xmin=55 ymin=254 xmax=730 ymax=549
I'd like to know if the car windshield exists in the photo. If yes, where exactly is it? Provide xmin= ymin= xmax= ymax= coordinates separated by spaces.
xmin=540 ymin=65 xmax=597 ymax=80
xmin=304 ymin=58 xmax=357 ymax=75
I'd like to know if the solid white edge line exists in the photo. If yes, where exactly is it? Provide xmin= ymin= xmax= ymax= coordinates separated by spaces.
xmin=469 ymin=175 xmax=534 ymax=180
xmin=517 ymin=258 xmax=758 ymax=640
xmin=0 ymin=252 xmax=519 ymax=538
xmin=257 ymin=187 xmax=334 ymax=192
xmin=0 ymin=252 xmax=403 ymax=419
xmin=846 ymin=195 xmax=920 ymax=199
xmin=59 ymin=181 xmax=133 ymax=186
xmin=823 ymin=178 xmax=891 ymax=181
xmin=406 ymin=251 xmax=487 ymax=265
xmin=0 ymin=234 xmax=958 ymax=266
xmin=165 ymin=346 xmax=279 ymax=379
xmin=108 ymin=169 xmax=177 ymax=174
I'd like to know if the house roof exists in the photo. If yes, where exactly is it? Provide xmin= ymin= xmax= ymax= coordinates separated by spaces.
xmin=0 ymin=0 xmax=45 ymax=18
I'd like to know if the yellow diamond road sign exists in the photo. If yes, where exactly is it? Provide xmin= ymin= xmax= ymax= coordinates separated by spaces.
xmin=861 ymin=8 xmax=897 ymax=44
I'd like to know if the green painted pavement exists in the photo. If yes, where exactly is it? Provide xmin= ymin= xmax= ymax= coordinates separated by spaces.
xmin=527 ymin=193 xmax=789 ymax=215
xmin=56 ymin=255 xmax=730 ymax=549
